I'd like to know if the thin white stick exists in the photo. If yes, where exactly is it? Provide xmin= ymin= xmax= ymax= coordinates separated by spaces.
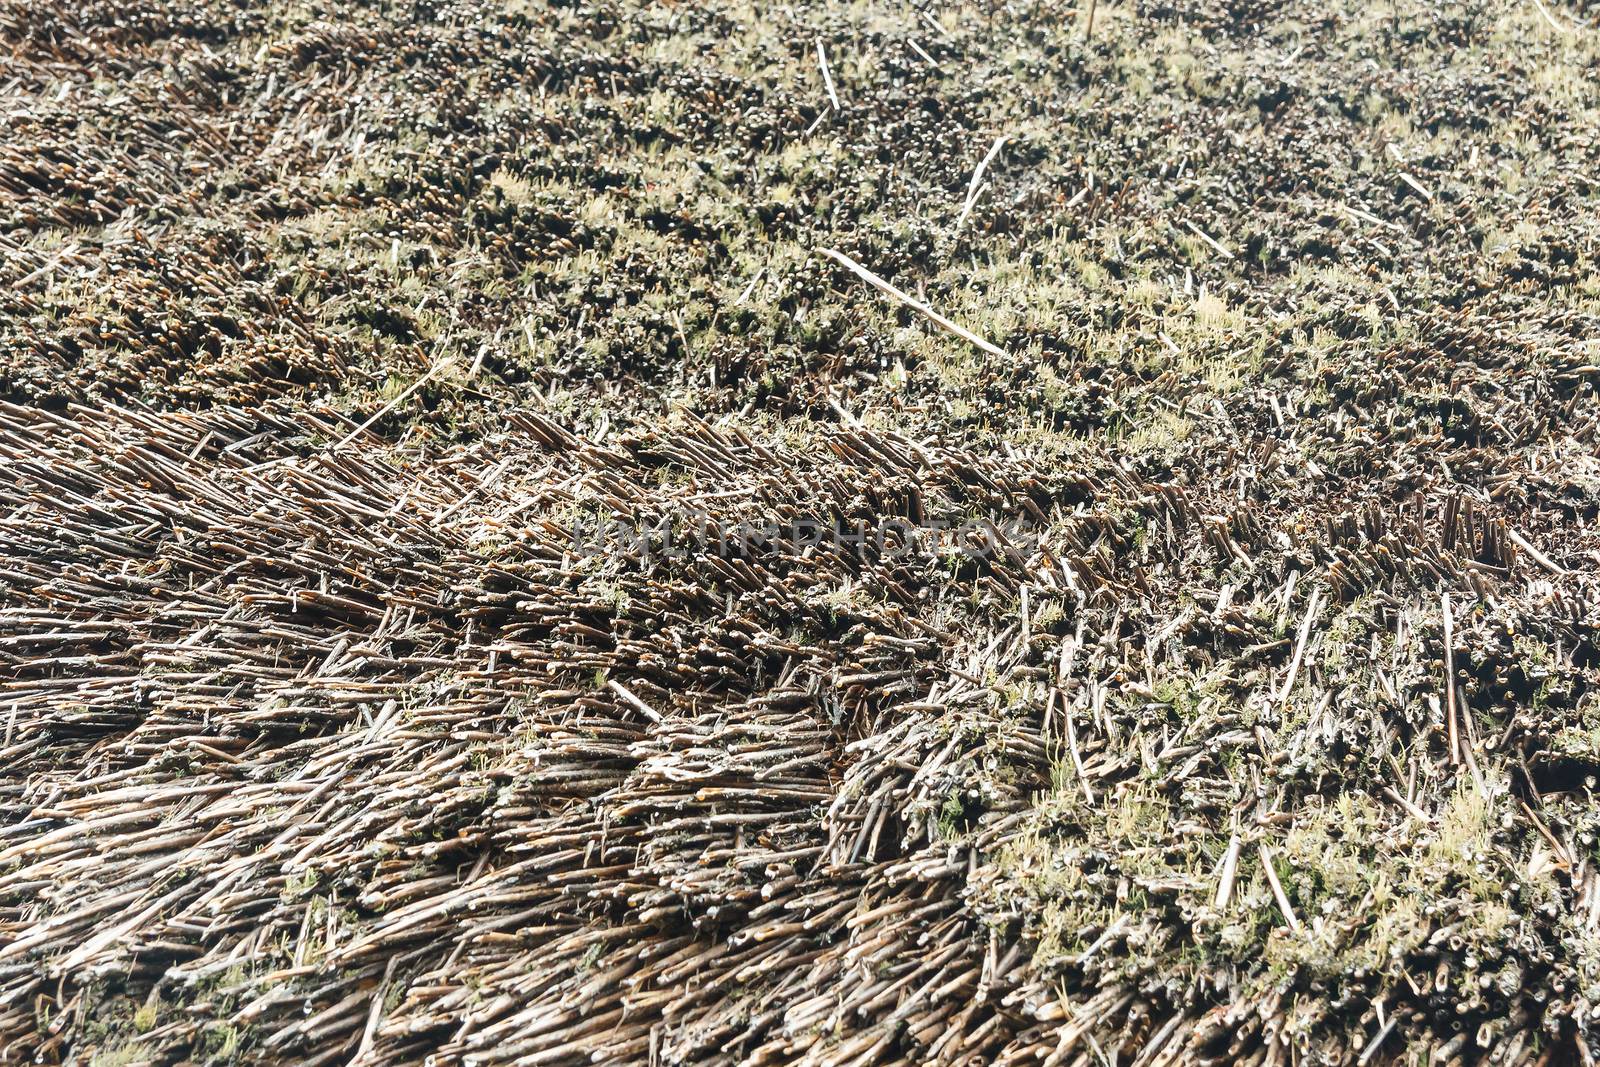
xmin=964 ymin=135 xmax=1007 ymax=214
xmin=354 ymin=957 xmax=398 ymax=1064
xmin=828 ymin=393 xmax=864 ymax=429
xmin=1383 ymin=786 xmax=1431 ymax=823
xmin=954 ymin=180 xmax=987 ymax=231
xmin=1214 ymin=833 xmax=1241 ymax=909
xmin=1276 ymin=588 xmax=1322 ymax=707
xmin=737 ymin=267 xmax=764 ymax=305
xmin=819 ymin=247 xmax=1007 ymax=358
xmin=1259 ymin=844 xmax=1301 ymax=932
xmin=1530 ymin=0 xmax=1566 ymax=31
xmin=1339 ymin=201 xmax=1403 ymax=232
xmin=608 ymin=679 xmax=664 ymax=723
xmin=13 ymin=244 xmax=77 ymax=289
xmin=1185 ymin=220 xmax=1234 ymax=259
xmin=1508 ymin=527 xmax=1567 ymax=575
xmin=333 ymin=357 xmax=455 ymax=450
xmin=816 ymin=38 xmax=840 ymax=110
xmin=1064 ymin=695 xmax=1094 ymax=805
xmin=1399 ymin=172 xmax=1434 ymax=201
xmin=906 ymin=39 xmax=938 ymax=67
xmin=1442 ymin=593 xmax=1460 ymax=765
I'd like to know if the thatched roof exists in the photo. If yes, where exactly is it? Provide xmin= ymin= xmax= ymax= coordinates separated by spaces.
xmin=4 ymin=0 xmax=1600 ymax=1064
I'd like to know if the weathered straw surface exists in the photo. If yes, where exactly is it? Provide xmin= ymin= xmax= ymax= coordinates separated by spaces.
xmin=4 ymin=0 xmax=1600 ymax=1064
